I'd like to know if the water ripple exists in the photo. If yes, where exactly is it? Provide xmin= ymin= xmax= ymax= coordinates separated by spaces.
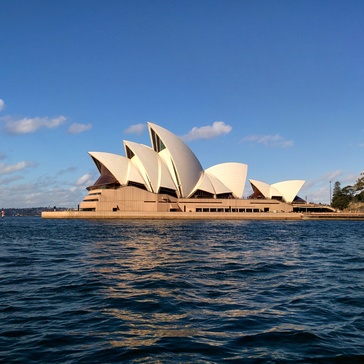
xmin=0 ymin=218 xmax=363 ymax=363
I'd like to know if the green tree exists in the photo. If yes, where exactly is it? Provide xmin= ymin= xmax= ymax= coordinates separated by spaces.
xmin=354 ymin=172 xmax=364 ymax=194
xmin=331 ymin=181 xmax=341 ymax=205
xmin=342 ymin=185 xmax=355 ymax=198
xmin=356 ymin=190 xmax=364 ymax=202
xmin=331 ymin=181 xmax=351 ymax=210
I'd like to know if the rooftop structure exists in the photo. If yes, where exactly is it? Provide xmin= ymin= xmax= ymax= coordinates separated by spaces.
xmin=249 ymin=179 xmax=305 ymax=204
xmin=77 ymin=122 xmax=306 ymax=215
xmin=87 ymin=122 xmax=248 ymax=199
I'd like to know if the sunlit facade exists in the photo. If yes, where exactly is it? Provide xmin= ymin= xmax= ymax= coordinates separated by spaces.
xmin=79 ymin=123 xmax=304 ymax=214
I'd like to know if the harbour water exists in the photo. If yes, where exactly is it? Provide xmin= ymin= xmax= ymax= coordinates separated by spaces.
xmin=1 ymin=217 xmax=363 ymax=363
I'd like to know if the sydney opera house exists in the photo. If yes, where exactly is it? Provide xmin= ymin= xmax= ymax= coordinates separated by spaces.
xmin=74 ymin=122 xmax=307 ymax=217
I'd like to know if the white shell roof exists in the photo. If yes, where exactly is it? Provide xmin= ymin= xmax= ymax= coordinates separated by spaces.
xmin=206 ymin=163 xmax=248 ymax=198
xmin=192 ymin=172 xmax=216 ymax=195
xmin=249 ymin=179 xmax=274 ymax=198
xmin=272 ymin=180 xmax=305 ymax=203
xmin=88 ymin=151 xmax=144 ymax=186
xmin=88 ymin=123 xmax=302 ymax=202
xmin=205 ymin=172 xmax=232 ymax=195
xmin=148 ymin=122 xmax=203 ymax=198
xmin=123 ymin=140 xmax=175 ymax=193
xmin=191 ymin=172 xmax=232 ymax=196
xmin=250 ymin=179 xmax=305 ymax=203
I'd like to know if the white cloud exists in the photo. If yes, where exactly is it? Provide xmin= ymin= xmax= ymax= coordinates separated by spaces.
xmin=1 ymin=115 xmax=66 ymax=134
xmin=327 ymin=170 xmax=346 ymax=182
xmin=67 ymin=123 xmax=92 ymax=134
xmin=242 ymin=133 xmax=294 ymax=148
xmin=58 ymin=166 xmax=77 ymax=175
xmin=0 ymin=175 xmax=23 ymax=185
xmin=0 ymin=99 xmax=5 ymax=111
xmin=0 ymin=166 xmax=98 ymax=207
xmin=0 ymin=181 xmax=82 ymax=208
xmin=124 ymin=123 xmax=146 ymax=135
xmin=0 ymin=161 xmax=33 ymax=175
xmin=299 ymin=170 xmax=360 ymax=204
xmin=75 ymin=173 xmax=93 ymax=186
xmin=0 ymin=170 xmax=97 ymax=208
xmin=182 ymin=121 xmax=232 ymax=141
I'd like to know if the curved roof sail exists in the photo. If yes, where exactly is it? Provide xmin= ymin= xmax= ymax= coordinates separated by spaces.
xmin=249 ymin=179 xmax=305 ymax=203
xmin=206 ymin=163 xmax=248 ymax=198
xmin=87 ymin=123 xmax=303 ymax=204
xmin=249 ymin=179 xmax=274 ymax=199
xmin=272 ymin=180 xmax=305 ymax=203
xmin=88 ymin=151 xmax=144 ymax=187
xmin=124 ymin=141 xmax=175 ymax=193
xmin=148 ymin=122 xmax=203 ymax=198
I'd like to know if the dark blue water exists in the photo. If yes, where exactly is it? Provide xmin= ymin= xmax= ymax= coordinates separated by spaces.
xmin=0 ymin=217 xmax=363 ymax=363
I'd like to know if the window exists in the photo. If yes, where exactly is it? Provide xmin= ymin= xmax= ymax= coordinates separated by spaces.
xmin=151 ymin=129 xmax=166 ymax=152
xmin=158 ymin=187 xmax=177 ymax=198
xmin=127 ymin=181 xmax=147 ymax=190
xmin=190 ymin=189 xmax=214 ymax=199
xmin=126 ymin=146 xmax=135 ymax=159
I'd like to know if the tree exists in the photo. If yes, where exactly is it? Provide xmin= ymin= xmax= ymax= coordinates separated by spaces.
xmin=332 ymin=181 xmax=341 ymax=200
xmin=354 ymin=172 xmax=364 ymax=193
xmin=331 ymin=181 xmax=351 ymax=210
xmin=342 ymin=185 xmax=355 ymax=198
xmin=356 ymin=190 xmax=364 ymax=202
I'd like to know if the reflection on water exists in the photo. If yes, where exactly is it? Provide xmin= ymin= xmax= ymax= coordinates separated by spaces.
xmin=1 ymin=218 xmax=363 ymax=362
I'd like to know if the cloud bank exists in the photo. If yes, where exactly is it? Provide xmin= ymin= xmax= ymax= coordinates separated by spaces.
xmin=68 ymin=123 xmax=92 ymax=134
xmin=182 ymin=121 xmax=232 ymax=141
xmin=1 ymin=115 xmax=66 ymax=134
xmin=0 ymin=161 xmax=33 ymax=175
xmin=243 ymin=134 xmax=294 ymax=148
xmin=75 ymin=173 xmax=93 ymax=186
xmin=124 ymin=123 xmax=146 ymax=135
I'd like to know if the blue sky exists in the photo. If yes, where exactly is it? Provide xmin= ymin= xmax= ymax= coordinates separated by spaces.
xmin=1 ymin=0 xmax=363 ymax=208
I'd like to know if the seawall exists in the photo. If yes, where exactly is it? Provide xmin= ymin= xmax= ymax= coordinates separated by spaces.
xmin=41 ymin=211 xmax=364 ymax=220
